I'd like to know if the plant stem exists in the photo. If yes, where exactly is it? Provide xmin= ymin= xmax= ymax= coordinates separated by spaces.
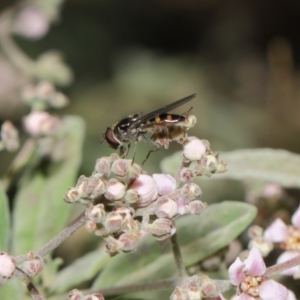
xmin=170 ymin=232 xmax=187 ymax=279
xmin=265 ymin=254 xmax=300 ymax=276
xmin=15 ymin=212 xmax=86 ymax=263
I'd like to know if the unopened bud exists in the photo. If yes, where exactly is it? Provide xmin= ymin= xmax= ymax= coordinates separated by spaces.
xmin=104 ymin=236 xmax=123 ymax=256
xmin=64 ymin=187 xmax=81 ymax=203
xmin=119 ymin=232 xmax=141 ymax=253
xmin=85 ymin=220 xmax=97 ymax=232
xmin=69 ymin=289 xmax=84 ymax=300
xmin=155 ymin=197 xmax=178 ymax=219
xmin=75 ymin=176 xmax=90 ymax=198
xmin=201 ymin=154 xmax=218 ymax=172
xmin=87 ymin=176 xmax=106 ymax=200
xmin=188 ymin=200 xmax=206 ymax=215
xmin=124 ymin=189 xmax=140 ymax=204
xmin=111 ymin=159 xmax=130 ymax=178
xmin=143 ymin=218 xmax=173 ymax=239
xmin=179 ymin=167 xmax=194 ymax=183
xmin=104 ymin=178 xmax=125 ymax=201
xmin=183 ymin=137 xmax=206 ymax=161
xmin=153 ymin=174 xmax=176 ymax=195
xmin=185 ymin=114 xmax=197 ymax=128
xmin=95 ymin=157 xmax=111 ymax=176
xmin=129 ymin=175 xmax=158 ymax=207
xmin=104 ymin=212 xmax=123 ymax=233
xmin=20 ymin=252 xmax=44 ymax=277
xmin=127 ymin=163 xmax=144 ymax=180
xmin=181 ymin=183 xmax=202 ymax=201
xmin=199 ymin=275 xmax=218 ymax=298
xmin=0 ymin=252 xmax=16 ymax=279
xmin=83 ymin=293 xmax=104 ymax=300
xmin=23 ymin=111 xmax=60 ymax=137
xmin=85 ymin=203 xmax=106 ymax=223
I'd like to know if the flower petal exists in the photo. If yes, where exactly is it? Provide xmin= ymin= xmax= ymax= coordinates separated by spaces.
xmin=264 ymin=218 xmax=288 ymax=243
xmin=291 ymin=206 xmax=300 ymax=230
xmin=228 ymin=257 xmax=245 ymax=286
xmin=244 ymin=247 xmax=266 ymax=276
xmin=153 ymin=174 xmax=176 ymax=196
xmin=259 ymin=280 xmax=288 ymax=300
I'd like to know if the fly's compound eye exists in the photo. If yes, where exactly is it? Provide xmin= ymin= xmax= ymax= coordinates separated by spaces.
xmin=104 ymin=128 xmax=121 ymax=150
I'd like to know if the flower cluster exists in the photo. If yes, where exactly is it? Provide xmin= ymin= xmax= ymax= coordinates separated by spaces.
xmin=68 ymin=289 xmax=104 ymax=300
xmin=263 ymin=206 xmax=300 ymax=277
xmin=22 ymin=81 xmax=69 ymax=110
xmin=171 ymin=275 xmax=226 ymax=300
xmin=64 ymin=136 xmax=224 ymax=256
xmin=228 ymin=247 xmax=294 ymax=300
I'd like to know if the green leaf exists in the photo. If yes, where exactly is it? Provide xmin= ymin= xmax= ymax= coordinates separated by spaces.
xmin=0 ymin=181 xmax=10 ymax=251
xmin=178 ymin=201 xmax=257 ymax=266
xmin=92 ymin=201 xmax=256 ymax=289
xmin=161 ymin=148 xmax=300 ymax=188
xmin=212 ymin=149 xmax=300 ymax=187
xmin=12 ymin=116 xmax=85 ymax=255
xmin=0 ymin=280 xmax=23 ymax=300
xmin=48 ymin=248 xmax=108 ymax=293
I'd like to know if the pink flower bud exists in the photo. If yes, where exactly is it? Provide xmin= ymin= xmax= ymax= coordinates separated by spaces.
xmin=20 ymin=252 xmax=44 ymax=277
xmin=85 ymin=220 xmax=97 ymax=233
xmin=143 ymin=218 xmax=173 ymax=238
xmin=183 ymin=137 xmax=206 ymax=161
xmin=129 ymin=175 xmax=158 ymax=207
xmin=87 ymin=176 xmax=106 ymax=200
xmin=179 ymin=167 xmax=194 ymax=183
xmin=155 ymin=197 xmax=178 ymax=219
xmin=75 ymin=176 xmax=90 ymax=198
xmin=153 ymin=174 xmax=176 ymax=195
xmin=94 ymin=157 xmax=111 ymax=176
xmin=119 ymin=232 xmax=141 ymax=253
xmin=111 ymin=159 xmax=130 ymax=178
xmin=64 ymin=187 xmax=80 ymax=203
xmin=104 ymin=236 xmax=123 ymax=256
xmin=14 ymin=7 xmax=50 ymax=39
xmin=181 ymin=183 xmax=202 ymax=200
xmin=68 ymin=289 xmax=84 ymax=300
xmin=127 ymin=163 xmax=144 ymax=180
xmin=23 ymin=111 xmax=60 ymax=137
xmin=104 ymin=212 xmax=123 ymax=233
xmin=188 ymin=200 xmax=206 ymax=215
xmin=85 ymin=203 xmax=106 ymax=223
xmin=104 ymin=178 xmax=125 ymax=201
xmin=0 ymin=252 xmax=15 ymax=279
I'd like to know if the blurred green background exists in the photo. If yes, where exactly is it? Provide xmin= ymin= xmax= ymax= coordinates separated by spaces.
xmin=1 ymin=0 xmax=300 ymax=186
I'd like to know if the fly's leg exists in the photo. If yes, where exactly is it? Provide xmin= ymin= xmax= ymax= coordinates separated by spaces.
xmin=119 ymin=144 xmax=129 ymax=158
xmin=142 ymin=146 xmax=161 ymax=165
xmin=131 ymin=141 xmax=138 ymax=164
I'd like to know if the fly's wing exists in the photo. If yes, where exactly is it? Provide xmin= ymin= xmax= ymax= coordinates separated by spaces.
xmin=128 ymin=93 xmax=196 ymax=129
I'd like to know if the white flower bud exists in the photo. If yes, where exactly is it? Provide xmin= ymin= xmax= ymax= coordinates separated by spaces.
xmin=183 ymin=137 xmax=206 ymax=161
xmin=0 ymin=252 xmax=15 ymax=279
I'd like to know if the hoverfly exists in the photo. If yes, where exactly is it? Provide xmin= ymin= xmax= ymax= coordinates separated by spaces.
xmin=102 ymin=93 xmax=196 ymax=163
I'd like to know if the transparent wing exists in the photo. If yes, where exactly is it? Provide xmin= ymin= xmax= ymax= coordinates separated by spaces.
xmin=129 ymin=93 xmax=196 ymax=129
